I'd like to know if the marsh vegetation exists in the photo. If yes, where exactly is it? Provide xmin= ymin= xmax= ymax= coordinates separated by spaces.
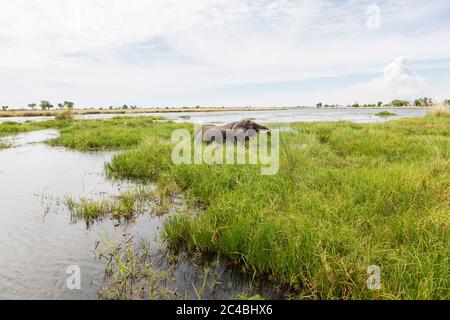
xmin=376 ymin=111 xmax=397 ymax=116
xmin=66 ymin=186 xmax=155 ymax=228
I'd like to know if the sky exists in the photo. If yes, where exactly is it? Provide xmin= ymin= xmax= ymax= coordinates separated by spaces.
xmin=0 ymin=0 xmax=450 ymax=108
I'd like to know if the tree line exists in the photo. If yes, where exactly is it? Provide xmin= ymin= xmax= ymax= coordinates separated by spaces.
xmin=316 ymin=97 xmax=449 ymax=108
xmin=27 ymin=100 xmax=75 ymax=110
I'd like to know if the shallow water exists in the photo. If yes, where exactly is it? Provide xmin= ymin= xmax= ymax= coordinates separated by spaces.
xmin=0 ymin=108 xmax=428 ymax=125
xmin=160 ymin=108 xmax=428 ymax=124
xmin=0 ymin=130 xmax=281 ymax=300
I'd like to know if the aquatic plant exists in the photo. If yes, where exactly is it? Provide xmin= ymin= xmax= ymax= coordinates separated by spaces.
xmin=65 ymin=186 xmax=155 ymax=228
xmin=376 ymin=111 xmax=396 ymax=116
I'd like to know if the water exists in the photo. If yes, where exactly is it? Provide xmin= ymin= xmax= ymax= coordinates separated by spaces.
xmin=158 ymin=108 xmax=428 ymax=124
xmin=0 ymin=108 xmax=428 ymax=125
xmin=0 ymin=130 xmax=281 ymax=300
xmin=0 ymin=131 xmax=121 ymax=299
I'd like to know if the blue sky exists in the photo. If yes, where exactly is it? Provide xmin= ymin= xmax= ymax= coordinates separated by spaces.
xmin=0 ymin=0 xmax=449 ymax=108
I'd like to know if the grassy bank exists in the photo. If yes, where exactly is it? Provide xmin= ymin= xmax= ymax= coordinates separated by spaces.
xmin=0 ymin=116 xmax=171 ymax=149
xmin=0 ymin=121 xmax=51 ymax=148
xmin=2 ymin=115 xmax=448 ymax=299
xmin=0 ymin=121 xmax=38 ymax=137
xmin=47 ymin=116 xmax=176 ymax=150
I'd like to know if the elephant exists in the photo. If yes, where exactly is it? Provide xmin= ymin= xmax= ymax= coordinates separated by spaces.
xmin=195 ymin=119 xmax=270 ymax=144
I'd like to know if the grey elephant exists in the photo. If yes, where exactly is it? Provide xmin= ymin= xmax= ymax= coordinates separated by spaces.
xmin=195 ymin=119 xmax=270 ymax=144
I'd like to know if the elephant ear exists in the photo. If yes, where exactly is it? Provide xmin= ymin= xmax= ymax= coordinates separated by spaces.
xmin=231 ymin=120 xmax=249 ymax=131
xmin=203 ymin=127 xmax=224 ymax=143
xmin=232 ymin=121 xmax=258 ymax=140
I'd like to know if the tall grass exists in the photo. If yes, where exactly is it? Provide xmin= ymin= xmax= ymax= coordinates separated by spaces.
xmin=54 ymin=109 xmax=74 ymax=121
xmin=428 ymin=105 xmax=450 ymax=117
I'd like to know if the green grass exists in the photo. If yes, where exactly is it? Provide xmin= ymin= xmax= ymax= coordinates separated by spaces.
xmin=47 ymin=116 xmax=182 ymax=151
xmin=0 ymin=121 xmax=36 ymax=137
xmin=1 ymin=116 xmax=171 ymax=150
xmin=0 ymin=119 xmax=76 ymax=140
xmin=66 ymin=186 xmax=155 ymax=228
xmin=105 ymin=116 xmax=449 ymax=300
xmin=0 ymin=121 xmax=51 ymax=148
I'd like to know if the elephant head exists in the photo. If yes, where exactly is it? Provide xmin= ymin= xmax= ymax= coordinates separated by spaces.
xmin=230 ymin=119 xmax=270 ymax=142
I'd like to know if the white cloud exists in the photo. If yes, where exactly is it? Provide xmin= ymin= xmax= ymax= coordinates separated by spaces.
xmin=196 ymin=56 xmax=432 ymax=106
xmin=0 ymin=0 xmax=449 ymax=107
xmin=344 ymin=56 xmax=427 ymax=103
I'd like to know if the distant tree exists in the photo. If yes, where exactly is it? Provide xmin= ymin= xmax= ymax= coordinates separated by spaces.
xmin=391 ymin=99 xmax=410 ymax=107
xmin=316 ymin=102 xmax=323 ymax=108
xmin=28 ymin=103 xmax=37 ymax=110
xmin=58 ymin=103 xmax=64 ymax=109
xmin=352 ymin=102 xmax=360 ymax=107
xmin=423 ymin=97 xmax=433 ymax=106
xmin=122 ymin=104 xmax=128 ymax=110
xmin=40 ymin=100 xmax=53 ymax=110
xmin=109 ymin=106 xmax=113 ymax=110
xmin=377 ymin=101 xmax=383 ymax=107
xmin=414 ymin=97 xmax=433 ymax=107
xmin=63 ymin=101 xmax=74 ymax=109
xmin=1 ymin=106 xmax=8 ymax=111
xmin=414 ymin=99 xmax=422 ymax=107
